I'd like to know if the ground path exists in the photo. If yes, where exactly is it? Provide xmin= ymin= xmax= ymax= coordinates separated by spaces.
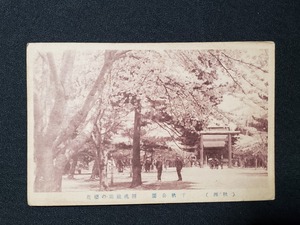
xmin=62 ymin=167 xmax=268 ymax=192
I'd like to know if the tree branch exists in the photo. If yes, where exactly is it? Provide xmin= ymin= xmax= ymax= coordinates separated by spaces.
xmin=221 ymin=52 xmax=268 ymax=73
xmin=154 ymin=121 xmax=185 ymax=152
xmin=53 ymin=50 xmax=120 ymax=150
xmin=208 ymin=51 xmax=246 ymax=94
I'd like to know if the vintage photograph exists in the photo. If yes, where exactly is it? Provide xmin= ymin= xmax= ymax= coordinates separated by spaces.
xmin=27 ymin=42 xmax=275 ymax=205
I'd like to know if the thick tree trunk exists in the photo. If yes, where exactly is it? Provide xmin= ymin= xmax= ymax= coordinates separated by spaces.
xmin=34 ymin=51 xmax=75 ymax=192
xmin=98 ymin=150 xmax=108 ymax=190
xmin=34 ymin=144 xmax=55 ymax=192
xmin=45 ymin=52 xmax=74 ymax=144
xmin=53 ymin=153 xmax=68 ymax=191
xmin=95 ymin=144 xmax=106 ymax=190
xmin=68 ymin=154 xmax=78 ymax=179
xmin=34 ymin=51 xmax=127 ymax=192
xmin=90 ymin=121 xmax=107 ymax=190
xmin=131 ymin=102 xmax=142 ymax=187
xmin=97 ymin=151 xmax=103 ymax=189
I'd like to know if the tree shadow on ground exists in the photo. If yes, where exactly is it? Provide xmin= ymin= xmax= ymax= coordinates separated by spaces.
xmin=108 ymin=181 xmax=197 ymax=191
xmin=63 ymin=177 xmax=197 ymax=191
xmin=142 ymin=181 xmax=197 ymax=190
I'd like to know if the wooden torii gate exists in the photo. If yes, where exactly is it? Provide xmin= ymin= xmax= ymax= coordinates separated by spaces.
xmin=199 ymin=130 xmax=240 ymax=168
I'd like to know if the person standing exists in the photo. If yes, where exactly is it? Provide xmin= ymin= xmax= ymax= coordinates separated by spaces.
xmin=117 ymin=158 xmax=124 ymax=172
xmin=220 ymin=155 xmax=224 ymax=169
xmin=145 ymin=159 xmax=151 ymax=172
xmin=155 ymin=156 xmax=163 ymax=181
xmin=175 ymin=155 xmax=183 ymax=181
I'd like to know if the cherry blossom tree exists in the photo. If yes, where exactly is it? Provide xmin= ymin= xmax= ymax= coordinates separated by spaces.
xmin=33 ymin=49 xmax=128 ymax=191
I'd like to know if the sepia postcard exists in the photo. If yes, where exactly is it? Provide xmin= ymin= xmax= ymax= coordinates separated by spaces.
xmin=27 ymin=42 xmax=275 ymax=206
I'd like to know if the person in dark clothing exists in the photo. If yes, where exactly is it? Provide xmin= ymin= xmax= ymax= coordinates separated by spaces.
xmin=145 ymin=159 xmax=151 ymax=172
xmin=155 ymin=156 xmax=163 ymax=181
xmin=117 ymin=159 xmax=124 ymax=172
xmin=220 ymin=156 xmax=224 ymax=169
xmin=175 ymin=155 xmax=183 ymax=181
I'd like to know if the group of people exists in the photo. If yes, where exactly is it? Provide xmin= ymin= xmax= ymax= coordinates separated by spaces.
xmin=208 ymin=157 xmax=223 ymax=169
xmin=115 ymin=154 xmax=185 ymax=182
xmin=155 ymin=155 xmax=183 ymax=181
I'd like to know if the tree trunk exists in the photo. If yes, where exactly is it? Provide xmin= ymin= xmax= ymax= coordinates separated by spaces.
xmin=49 ymin=51 xmax=128 ymax=189
xmin=97 ymin=147 xmax=108 ymax=190
xmin=34 ymin=51 xmax=127 ymax=192
xmin=97 ymin=151 xmax=103 ymax=189
xmin=34 ymin=51 xmax=75 ymax=192
xmin=90 ymin=159 xmax=98 ymax=180
xmin=34 ymin=145 xmax=55 ymax=192
xmin=47 ymin=52 xmax=114 ymax=191
xmin=53 ymin=51 xmax=126 ymax=151
xmin=45 ymin=52 xmax=75 ymax=145
xmin=68 ymin=154 xmax=78 ymax=179
xmin=53 ymin=153 xmax=68 ymax=191
xmin=131 ymin=101 xmax=142 ymax=187
xmin=91 ymin=121 xmax=107 ymax=190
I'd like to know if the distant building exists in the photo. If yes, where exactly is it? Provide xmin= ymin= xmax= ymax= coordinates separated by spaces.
xmin=202 ymin=125 xmax=229 ymax=164
xmin=199 ymin=124 xmax=239 ymax=168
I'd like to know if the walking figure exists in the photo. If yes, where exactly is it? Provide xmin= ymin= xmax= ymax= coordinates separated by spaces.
xmin=155 ymin=156 xmax=163 ymax=181
xmin=144 ymin=159 xmax=151 ymax=172
xmin=175 ymin=155 xmax=183 ymax=181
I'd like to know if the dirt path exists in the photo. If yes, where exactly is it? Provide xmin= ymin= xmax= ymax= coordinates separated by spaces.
xmin=62 ymin=167 xmax=268 ymax=192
